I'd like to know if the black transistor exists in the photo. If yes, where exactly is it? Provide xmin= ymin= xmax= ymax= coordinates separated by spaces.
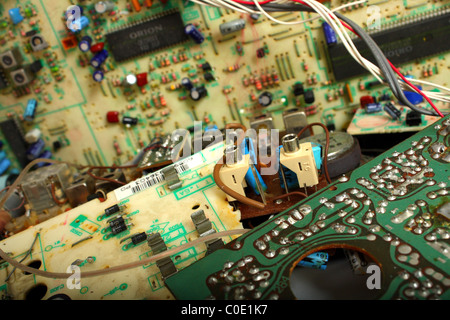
xmin=304 ymin=89 xmax=315 ymax=104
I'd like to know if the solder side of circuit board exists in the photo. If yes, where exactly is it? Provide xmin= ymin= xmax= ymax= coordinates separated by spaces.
xmin=165 ymin=115 xmax=450 ymax=300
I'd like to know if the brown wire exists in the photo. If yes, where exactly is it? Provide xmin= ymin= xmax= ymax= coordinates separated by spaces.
xmin=296 ymin=122 xmax=332 ymax=184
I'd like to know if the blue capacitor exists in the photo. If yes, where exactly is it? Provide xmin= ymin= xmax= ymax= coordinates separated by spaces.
xmin=184 ymin=24 xmax=204 ymax=44
xmin=27 ymin=138 xmax=45 ymax=160
xmin=90 ymin=49 xmax=108 ymax=68
xmin=68 ymin=15 xmax=89 ymax=33
xmin=0 ymin=158 xmax=11 ymax=176
xmin=403 ymin=85 xmax=424 ymax=105
xmin=79 ymin=36 xmax=92 ymax=52
xmin=92 ymin=70 xmax=104 ymax=82
xmin=0 ymin=150 xmax=6 ymax=162
xmin=297 ymin=252 xmax=329 ymax=270
xmin=365 ymin=102 xmax=382 ymax=114
xmin=24 ymin=99 xmax=38 ymax=122
xmin=9 ymin=8 xmax=24 ymax=25
xmin=244 ymin=138 xmax=267 ymax=195
xmin=322 ymin=22 xmax=337 ymax=46
xmin=66 ymin=5 xmax=84 ymax=18
xmin=181 ymin=77 xmax=193 ymax=90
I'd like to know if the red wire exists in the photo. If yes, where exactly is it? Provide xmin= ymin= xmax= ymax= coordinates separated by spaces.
xmin=231 ymin=0 xmax=444 ymax=117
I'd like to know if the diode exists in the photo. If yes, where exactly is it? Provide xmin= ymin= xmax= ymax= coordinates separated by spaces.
xmin=104 ymin=204 xmax=120 ymax=217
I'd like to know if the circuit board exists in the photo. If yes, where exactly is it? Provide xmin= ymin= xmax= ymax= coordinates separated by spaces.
xmin=0 ymin=0 xmax=448 ymax=172
xmin=0 ymin=141 xmax=246 ymax=300
xmin=165 ymin=115 xmax=450 ymax=300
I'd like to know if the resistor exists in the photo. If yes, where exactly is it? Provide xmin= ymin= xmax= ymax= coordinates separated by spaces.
xmin=303 ymin=62 xmax=308 ymax=71
xmin=223 ymin=87 xmax=233 ymax=94
xmin=242 ymin=76 xmax=249 ymax=87
xmin=261 ymin=74 xmax=268 ymax=87
xmin=235 ymin=42 xmax=243 ymax=56
xmin=249 ymin=91 xmax=256 ymax=101
xmin=113 ymin=140 xmax=122 ymax=155
xmin=172 ymin=55 xmax=178 ymax=64
xmin=160 ymin=108 xmax=170 ymax=116
xmin=152 ymin=94 xmax=160 ymax=108
xmin=159 ymin=94 xmax=167 ymax=106
xmin=150 ymin=119 xmax=165 ymax=126
xmin=223 ymin=64 xmax=240 ymax=72
xmin=255 ymin=77 xmax=262 ymax=91
xmin=171 ymin=72 xmax=177 ymax=81
xmin=271 ymin=71 xmax=279 ymax=85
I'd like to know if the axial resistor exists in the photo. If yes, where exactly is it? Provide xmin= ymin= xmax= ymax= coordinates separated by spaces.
xmin=242 ymin=76 xmax=249 ymax=87
xmin=160 ymin=108 xmax=170 ymax=116
xmin=261 ymin=74 xmax=268 ymax=87
xmin=303 ymin=62 xmax=308 ymax=71
xmin=250 ymin=91 xmax=256 ymax=101
xmin=271 ymin=72 xmax=279 ymax=85
xmin=159 ymin=94 xmax=167 ymax=106
xmin=165 ymin=57 xmax=171 ymax=66
xmin=152 ymin=94 xmax=160 ymax=108
xmin=255 ymin=77 xmax=262 ymax=91
xmin=150 ymin=119 xmax=165 ymax=126
xmin=171 ymin=72 xmax=177 ymax=81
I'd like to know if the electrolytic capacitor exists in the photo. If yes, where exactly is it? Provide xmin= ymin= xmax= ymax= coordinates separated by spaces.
xmin=184 ymin=23 xmax=204 ymax=44
xmin=107 ymin=111 xmax=120 ymax=123
xmin=122 ymin=116 xmax=138 ymax=126
xmin=92 ymin=70 xmax=104 ymax=82
xmin=78 ymin=36 xmax=92 ymax=52
xmin=95 ymin=1 xmax=115 ymax=13
xmin=90 ymin=49 xmax=108 ymax=68
xmin=36 ymin=150 xmax=52 ymax=167
xmin=24 ymin=99 xmax=38 ymax=121
xmin=122 ymin=74 xmax=137 ymax=87
xmin=190 ymin=86 xmax=207 ymax=101
xmin=219 ymin=19 xmax=246 ymax=35
xmin=365 ymin=103 xmax=382 ymax=114
xmin=25 ymin=128 xmax=42 ymax=144
xmin=322 ymin=22 xmax=337 ymax=46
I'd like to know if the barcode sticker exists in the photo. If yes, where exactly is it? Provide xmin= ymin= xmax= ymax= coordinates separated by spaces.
xmin=114 ymin=153 xmax=204 ymax=201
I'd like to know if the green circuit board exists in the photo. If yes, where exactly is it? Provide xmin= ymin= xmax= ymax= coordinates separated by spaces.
xmin=165 ymin=115 xmax=450 ymax=300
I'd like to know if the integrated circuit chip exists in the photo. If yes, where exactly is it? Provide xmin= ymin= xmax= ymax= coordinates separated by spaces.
xmin=105 ymin=10 xmax=188 ymax=62
xmin=328 ymin=11 xmax=450 ymax=81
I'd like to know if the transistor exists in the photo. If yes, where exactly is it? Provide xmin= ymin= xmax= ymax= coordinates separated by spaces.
xmin=292 ymin=82 xmax=304 ymax=96
xmin=304 ymin=89 xmax=315 ymax=104
xmin=406 ymin=111 xmax=422 ymax=126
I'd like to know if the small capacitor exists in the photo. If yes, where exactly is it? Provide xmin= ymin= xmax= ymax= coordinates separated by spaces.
xmin=190 ymin=86 xmax=207 ymax=101
xmin=322 ymin=22 xmax=337 ymax=46
xmin=131 ymin=232 xmax=148 ymax=245
xmin=68 ymin=16 xmax=89 ymax=33
xmin=90 ymin=49 xmax=108 ymax=68
xmin=122 ymin=116 xmax=138 ymax=126
xmin=384 ymin=103 xmax=401 ymax=120
xmin=136 ymin=73 xmax=148 ymax=87
xmin=104 ymin=204 xmax=120 ymax=217
xmin=184 ymin=24 xmax=204 ymax=44
xmin=304 ymin=89 xmax=315 ymax=104
xmin=258 ymin=91 xmax=273 ymax=107
xmin=0 ymin=158 xmax=11 ymax=175
xmin=79 ymin=36 xmax=92 ymax=52
xmin=365 ymin=103 xmax=382 ymax=114
xmin=95 ymin=1 xmax=115 ymax=13
xmin=256 ymin=48 xmax=265 ymax=58
xmin=106 ymin=111 xmax=120 ymax=123
xmin=292 ymin=82 xmax=304 ymax=96
xmin=219 ymin=19 xmax=246 ymax=35
xmin=181 ymin=77 xmax=193 ymax=90
xmin=9 ymin=8 xmax=24 ymax=25
xmin=27 ymin=138 xmax=45 ymax=160
xmin=92 ymin=70 xmax=104 ymax=82
xmin=24 ymin=99 xmax=38 ymax=121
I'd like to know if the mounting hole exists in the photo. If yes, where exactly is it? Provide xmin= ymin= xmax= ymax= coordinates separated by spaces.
xmin=25 ymin=283 xmax=48 ymax=300
xmin=48 ymin=294 xmax=71 ymax=300
xmin=192 ymin=204 xmax=200 ymax=210
xmin=24 ymin=260 xmax=42 ymax=275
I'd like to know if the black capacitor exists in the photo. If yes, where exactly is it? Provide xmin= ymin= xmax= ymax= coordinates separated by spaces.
xmin=292 ymin=82 xmax=304 ymax=96
xmin=190 ymin=86 xmax=207 ymax=101
xmin=30 ymin=60 xmax=43 ymax=73
xmin=258 ymin=91 xmax=273 ymax=107
xmin=131 ymin=232 xmax=148 ymax=245
xmin=122 ymin=116 xmax=138 ymax=126
xmin=304 ymin=89 xmax=315 ymax=104
xmin=104 ymin=204 xmax=120 ymax=216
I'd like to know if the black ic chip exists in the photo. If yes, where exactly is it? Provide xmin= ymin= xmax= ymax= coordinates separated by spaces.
xmin=105 ymin=11 xmax=188 ymax=62
xmin=328 ymin=12 xmax=450 ymax=81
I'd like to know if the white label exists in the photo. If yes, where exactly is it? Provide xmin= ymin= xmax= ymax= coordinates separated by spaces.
xmin=114 ymin=153 xmax=204 ymax=201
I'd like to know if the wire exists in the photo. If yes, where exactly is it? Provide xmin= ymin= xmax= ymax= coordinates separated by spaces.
xmin=0 ymin=228 xmax=249 ymax=279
